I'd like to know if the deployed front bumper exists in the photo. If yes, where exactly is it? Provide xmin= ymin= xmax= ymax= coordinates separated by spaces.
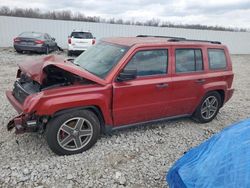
xmin=7 ymin=113 xmax=26 ymax=133
xmin=6 ymin=90 xmax=23 ymax=113
xmin=6 ymin=90 xmax=38 ymax=133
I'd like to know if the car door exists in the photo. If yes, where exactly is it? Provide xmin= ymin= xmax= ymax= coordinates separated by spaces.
xmin=43 ymin=34 xmax=50 ymax=48
xmin=47 ymin=34 xmax=57 ymax=48
xmin=168 ymin=47 xmax=207 ymax=116
xmin=45 ymin=34 xmax=55 ymax=48
xmin=112 ymin=47 xmax=172 ymax=126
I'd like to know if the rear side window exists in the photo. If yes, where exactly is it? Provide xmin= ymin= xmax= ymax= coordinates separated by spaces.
xmin=175 ymin=49 xmax=203 ymax=73
xmin=208 ymin=49 xmax=227 ymax=70
xmin=44 ymin=34 xmax=50 ymax=40
xmin=71 ymin=32 xmax=93 ymax=39
xmin=124 ymin=49 xmax=168 ymax=76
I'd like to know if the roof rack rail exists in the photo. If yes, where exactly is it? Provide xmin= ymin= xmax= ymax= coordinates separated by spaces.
xmin=136 ymin=35 xmax=221 ymax=44
xmin=168 ymin=38 xmax=221 ymax=44
xmin=136 ymin=35 xmax=186 ymax=40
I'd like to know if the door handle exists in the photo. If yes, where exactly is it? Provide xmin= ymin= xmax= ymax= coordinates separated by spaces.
xmin=156 ymin=83 xmax=168 ymax=88
xmin=195 ymin=79 xmax=206 ymax=83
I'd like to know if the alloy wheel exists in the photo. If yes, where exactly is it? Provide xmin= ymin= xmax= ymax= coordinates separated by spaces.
xmin=57 ymin=117 xmax=93 ymax=151
xmin=201 ymin=96 xmax=219 ymax=120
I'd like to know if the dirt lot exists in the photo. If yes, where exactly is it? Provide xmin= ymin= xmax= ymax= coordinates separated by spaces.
xmin=0 ymin=48 xmax=249 ymax=188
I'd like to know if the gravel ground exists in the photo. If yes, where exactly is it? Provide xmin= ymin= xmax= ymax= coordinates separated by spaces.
xmin=0 ymin=48 xmax=249 ymax=188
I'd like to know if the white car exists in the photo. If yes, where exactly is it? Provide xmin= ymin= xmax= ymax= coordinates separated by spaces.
xmin=67 ymin=31 xmax=95 ymax=56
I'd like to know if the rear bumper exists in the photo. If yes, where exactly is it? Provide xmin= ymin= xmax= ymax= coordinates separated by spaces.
xmin=14 ymin=44 xmax=45 ymax=52
xmin=6 ymin=90 xmax=38 ymax=133
xmin=68 ymin=45 xmax=89 ymax=52
xmin=225 ymin=88 xmax=234 ymax=103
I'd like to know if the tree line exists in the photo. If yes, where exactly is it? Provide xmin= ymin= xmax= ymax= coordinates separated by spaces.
xmin=0 ymin=6 xmax=248 ymax=32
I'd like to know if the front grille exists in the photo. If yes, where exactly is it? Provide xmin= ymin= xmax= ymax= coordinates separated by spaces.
xmin=13 ymin=81 xmax=29 ymax=104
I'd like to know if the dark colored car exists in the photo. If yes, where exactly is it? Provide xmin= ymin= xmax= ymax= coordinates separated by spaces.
xmin=13 ymin=32 xmax=58 ymax=54
xmin=6 ymin=36 xmax=234 ymax=155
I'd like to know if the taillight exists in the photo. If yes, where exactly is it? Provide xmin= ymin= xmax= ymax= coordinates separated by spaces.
xmin=14 ymin=37 xmax=20 ymax=43
xmin=92 ymin=39 xmax=95 ymax=45
xmin=35 ymin=40 xmax=44 ymax=44
xmin=68 ymin=38 xmax=71 ymax=44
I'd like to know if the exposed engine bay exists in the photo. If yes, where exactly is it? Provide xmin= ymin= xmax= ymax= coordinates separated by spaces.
xmin=42 ymin=65 xmax=92 ymax=89
xmin=13 ymin=65 xmax=93 ymax=104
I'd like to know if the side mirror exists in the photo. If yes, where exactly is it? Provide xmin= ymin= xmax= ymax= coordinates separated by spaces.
xmin=52 ymin=38 xmax=55 ymax=41
xmin=117 ymin=69 xmax=137 ymax=82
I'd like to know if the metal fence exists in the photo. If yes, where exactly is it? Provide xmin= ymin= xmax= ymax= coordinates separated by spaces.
xmin=1 ymin=16 xmax=250 ymax=54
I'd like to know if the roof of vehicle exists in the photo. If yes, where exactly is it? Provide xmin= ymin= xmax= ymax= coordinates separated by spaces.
xmin=20 ymin=31 xmax=44 ymax=34
xmin=19 ymin=31 xmax=45 ymax=38
xmin=71 ymin=30 xmax=92 ymax=33
xmin=102 ymin=36 xmax=224 ymax=48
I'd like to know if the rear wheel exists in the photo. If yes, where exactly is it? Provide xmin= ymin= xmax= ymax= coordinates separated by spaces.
xmin=45 ymin=110 xmax=100 ymax=155
xmin=16 ymin=49 xmax=22 ymax=54
xmin=192 ymin=91 xmax=221 ymax=123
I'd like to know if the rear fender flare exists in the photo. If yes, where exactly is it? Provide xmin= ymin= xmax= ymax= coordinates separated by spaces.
xmin=193 ymin=82 xmax=227 ymax=112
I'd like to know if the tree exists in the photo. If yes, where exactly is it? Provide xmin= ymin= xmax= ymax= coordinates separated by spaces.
xmin=0 ymin=6 xmax=248 ymax=32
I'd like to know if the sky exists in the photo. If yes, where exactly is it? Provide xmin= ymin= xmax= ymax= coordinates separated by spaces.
xmin=1 ymin=0 xmax=250 ymax=28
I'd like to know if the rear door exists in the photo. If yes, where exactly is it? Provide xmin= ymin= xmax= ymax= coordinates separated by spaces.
xmin=169 ymin=46 xmax=207 ymax=116
xmin=112 ymin=47 xmax=172 ymax=126
xmin=44 ymin=34 xmax=52 ymax=48
xmin=45 ymin=33 xmax=57 ymax=48
xmin=71 ymin=32 xmax=93 ymax=48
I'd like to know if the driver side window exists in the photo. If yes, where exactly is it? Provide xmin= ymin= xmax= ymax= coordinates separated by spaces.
xmin=124 ymin=49 xmax=168 ymax=77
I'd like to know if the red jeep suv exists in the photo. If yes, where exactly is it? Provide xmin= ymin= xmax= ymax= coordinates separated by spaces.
xmin=6 ymin=36 xmax=234 ymax=155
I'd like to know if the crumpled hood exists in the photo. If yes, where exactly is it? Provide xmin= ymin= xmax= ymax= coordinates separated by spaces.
xmin=18 ymin=55 xmax=106 ymax=86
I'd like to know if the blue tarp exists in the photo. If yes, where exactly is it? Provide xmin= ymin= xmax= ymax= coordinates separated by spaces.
xmin=167 ymin=118 xmax=250 ymax=188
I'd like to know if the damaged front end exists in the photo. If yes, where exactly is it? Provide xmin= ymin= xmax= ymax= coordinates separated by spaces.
xmin=6 ymin=55 xmax=99 ymax=134
xmin=7 ymin=113 xmax=47 ymax=134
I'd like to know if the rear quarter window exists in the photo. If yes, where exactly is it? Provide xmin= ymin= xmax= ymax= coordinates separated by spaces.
xmin=208 ymin=49 xmax=227 ymax=70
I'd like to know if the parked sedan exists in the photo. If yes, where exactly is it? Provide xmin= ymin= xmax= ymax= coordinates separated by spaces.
xmin=13 ymin=32 xmax=58 ymax=54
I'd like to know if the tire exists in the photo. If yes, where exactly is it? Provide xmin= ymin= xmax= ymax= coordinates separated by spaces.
xmin=67 ymin=50 xmax=72 ymax=56
xmin=16 ymin=49 xmax=22 ymax=54
xmin=45 ymin=110 xmax=100 ymax=155
xmin=192 ymin=91 xmax=222 ymax=123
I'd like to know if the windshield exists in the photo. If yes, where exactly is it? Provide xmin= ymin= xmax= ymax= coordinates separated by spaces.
xmin=74 ymin=42 xmax=128 ymax=78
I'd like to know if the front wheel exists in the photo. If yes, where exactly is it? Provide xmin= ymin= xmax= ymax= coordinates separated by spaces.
xmin=45 ymin=110 xmax=100 ymax=155
xmin=192 ymin=91 xmax=222 ymax=123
